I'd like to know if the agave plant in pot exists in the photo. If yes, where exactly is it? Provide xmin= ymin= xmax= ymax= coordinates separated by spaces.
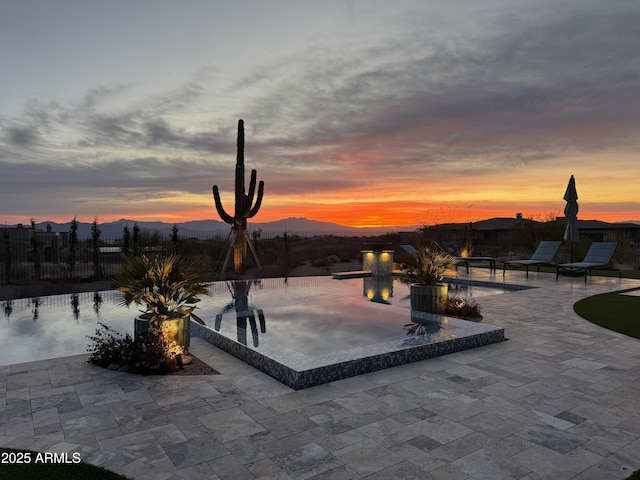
xmin=115 ymin=253 xmax=208 ymax=353
xmin=405 ymin=245 xmax=457 ymax=314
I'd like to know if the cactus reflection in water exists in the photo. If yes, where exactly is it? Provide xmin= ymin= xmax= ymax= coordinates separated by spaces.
xmin=214 ymin=280 xmax=266 ymax=347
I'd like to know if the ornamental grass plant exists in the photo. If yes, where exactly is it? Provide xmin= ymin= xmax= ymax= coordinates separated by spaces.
xmin=404 ymin=244 xmax=457 ymax=286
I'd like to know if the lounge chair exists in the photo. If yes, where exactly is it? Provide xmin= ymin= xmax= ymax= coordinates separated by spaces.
xmin=556 ymin=242 xmax=620 ymax=282
xmin=455 ymin=255 xmax=496 ymax=273
xmin=400 ymin=243 xmax=496 ymax=273
xmin=442 ymin=242 xmax=496 ymax=273
xmin=503 ymin=240 xmax=562 ymax=277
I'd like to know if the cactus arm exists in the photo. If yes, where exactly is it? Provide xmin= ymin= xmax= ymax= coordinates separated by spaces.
xmin=246 ymin=180 xmax=264 ymax=218
xmin=244 ymin=169 xmax=257 ymax=216
xmin=247 ymin=169 xmax=257 ymax=203
xmin=212 ymin=185 xmax=234 ymax=224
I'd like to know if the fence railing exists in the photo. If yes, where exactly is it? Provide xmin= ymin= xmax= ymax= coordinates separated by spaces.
xmin=1 ymin=229 xmax=638 ymax=286
xmin=0 ymin=231 xmax=423 ymax=285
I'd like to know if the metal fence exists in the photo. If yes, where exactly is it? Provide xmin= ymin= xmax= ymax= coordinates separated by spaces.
xmin=1 ymin=229 xmax=638 ymax=286
xmin=0 ymin=231 xmax=423 ymax=285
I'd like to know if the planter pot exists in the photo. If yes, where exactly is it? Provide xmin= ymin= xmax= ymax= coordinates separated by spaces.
xmin=134 ymin=314 xmax=191 ymax=349
xmin=410 ymin=283 xmax=448 ymax=314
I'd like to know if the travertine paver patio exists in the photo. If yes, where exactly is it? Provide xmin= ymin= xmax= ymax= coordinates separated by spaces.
xmin=1 ymin=270 xmax=639 ymax=479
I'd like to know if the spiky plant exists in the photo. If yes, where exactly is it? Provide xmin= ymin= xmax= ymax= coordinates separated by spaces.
xmin=405 ymin=245 xmax=457 ymax=285
xmin=114 ymin=254 xmax=208 ymax=325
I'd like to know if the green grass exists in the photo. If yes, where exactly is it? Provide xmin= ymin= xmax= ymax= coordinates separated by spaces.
xmin=626 ymin=470 xmax=640 ymax=479
xmin=573 ymin=288 xmax=640 ymax=339
xmin=501 ymin=264 xmax=640 ymax=280
xmin=0 ymin=448 xmax=131 ymax=480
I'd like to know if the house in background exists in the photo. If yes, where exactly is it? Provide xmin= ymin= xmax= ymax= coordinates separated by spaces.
xmin=573 ymin=220 xmax=640 ymax=245
xmin=2 ymin=223 xmax=30 ymax=242
xmin=421 ymin=214 xmax=640 ymax=262
xmin=39 ymin=224 xmax=69 ymax=262
xmin=421 ymin=213 xmax=544 ymax=255
xmin=2 ymin=223 xmax=69 ymax=263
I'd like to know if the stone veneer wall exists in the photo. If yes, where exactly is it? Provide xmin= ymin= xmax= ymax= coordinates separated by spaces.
xmin=191 ymin=320 xmax=504 ymax=390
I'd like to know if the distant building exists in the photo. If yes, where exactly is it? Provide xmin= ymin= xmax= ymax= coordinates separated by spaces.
xmin=2 ymin=223 xmax=69 ymax=262
xmin=421 ymin=215 xmax=640 ymax=258
xmin=570 ymin=219 xmax=640 ymax=245
xmin=421 ymin=216 xmax=542 ymax=254
xmin=2 ymin=223 xmax=30 ymax=242
xmin=38 ymin=224 xmax=69 ymax=262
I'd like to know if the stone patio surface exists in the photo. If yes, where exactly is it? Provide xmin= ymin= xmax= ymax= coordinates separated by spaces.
xmin=1 ymin=269 xmax=639 ymax=479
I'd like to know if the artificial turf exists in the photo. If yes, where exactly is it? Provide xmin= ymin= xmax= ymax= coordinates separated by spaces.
xmin=501 ymin=264 xmax=640 ymax=280
xmin=0 ymin=448 xmax=131 ymax=480
xmin=573 ymin=288 xmax=640 ymax=339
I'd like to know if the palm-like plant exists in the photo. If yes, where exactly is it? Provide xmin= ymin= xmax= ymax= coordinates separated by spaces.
xmin=405 ymin=245 xmax=457 ymax=285
xmin=115 ymin=254 xmax=208 ymax=326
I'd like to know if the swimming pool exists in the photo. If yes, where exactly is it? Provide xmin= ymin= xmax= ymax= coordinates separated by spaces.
xmin=1 ymin=276 xmax=524 ymax=387
xmin=1 ymin=290 xmax=131 ymax=367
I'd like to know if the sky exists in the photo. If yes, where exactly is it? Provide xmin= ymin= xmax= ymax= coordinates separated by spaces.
xmin=1 ymin=0 xmax=639 ymax=228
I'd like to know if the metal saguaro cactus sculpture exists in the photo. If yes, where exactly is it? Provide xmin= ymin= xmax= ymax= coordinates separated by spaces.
xmin=213 ymin=119 xmax=265 ymax=275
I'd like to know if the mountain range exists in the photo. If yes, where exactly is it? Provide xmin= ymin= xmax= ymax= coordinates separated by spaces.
xmin=11 ymin=216 xmax=639 ymax=240
xmin=20 ymin=217 xmax=420 ymax=240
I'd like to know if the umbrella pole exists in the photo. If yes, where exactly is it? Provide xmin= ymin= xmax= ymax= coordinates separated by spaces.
xmin=570 ymin=242 xmax=573 ymax=263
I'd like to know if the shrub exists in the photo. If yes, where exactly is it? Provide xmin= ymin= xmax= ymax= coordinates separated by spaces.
xmin=86 ymin=322 xmax=134 ymax=368
xmin=445 ymin=295 xmax=482 ymax=320
xmin=311 ymin=258 xmax=330 ymax=268
xmin=123 ymin=325 xmax=181 ymax=374
xmin=87 ymin=322 xmax=181 ymax=374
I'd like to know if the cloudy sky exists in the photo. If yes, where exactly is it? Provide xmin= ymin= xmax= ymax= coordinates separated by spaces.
xmin=1 ymin=0 xmax=639 ymax=228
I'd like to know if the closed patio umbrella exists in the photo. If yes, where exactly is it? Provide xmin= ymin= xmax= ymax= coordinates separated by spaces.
xmin=563 ymin=175 xmax=579 ymax=261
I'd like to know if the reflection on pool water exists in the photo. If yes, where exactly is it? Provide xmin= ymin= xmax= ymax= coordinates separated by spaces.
xmin=1 ymin=276 xmax=523 ymax=380
xmin=195 ymin=277 xmax=519 ymax=388
xmin=1 ymin=290 xmax=131 ymax=366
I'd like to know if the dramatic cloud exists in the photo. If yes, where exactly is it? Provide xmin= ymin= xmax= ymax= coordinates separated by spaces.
xmin=1 ymin=0 xmax=639 ymax=226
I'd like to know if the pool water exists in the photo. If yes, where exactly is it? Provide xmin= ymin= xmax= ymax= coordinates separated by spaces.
xmin=1 ymin=276 xmax=520 ymax=386
xmin=193 ymin=276 xmax=516 ymax=388
xmin=1 ymin=290 xmax=132 ymax=366
xmin=0 ymin=276 xmax=516 ymax=367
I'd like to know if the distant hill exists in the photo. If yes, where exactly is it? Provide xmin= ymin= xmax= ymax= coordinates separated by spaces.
xmin=17 ymin=217 xmax=419 ymax=240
